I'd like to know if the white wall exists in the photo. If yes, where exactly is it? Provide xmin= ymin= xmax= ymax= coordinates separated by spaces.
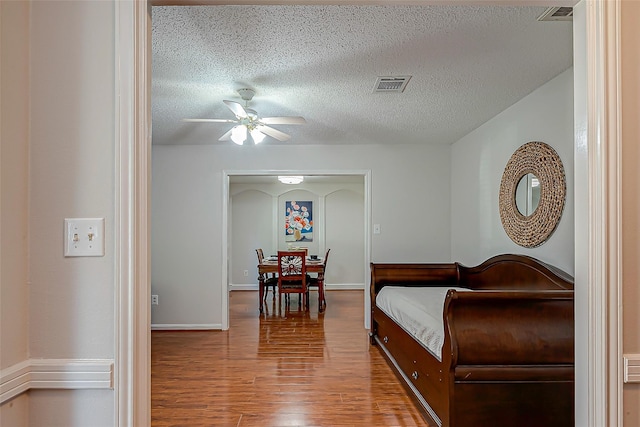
xmin=1 ymin=1 xmax=30 ymax=425
xmin=26 ymin=1 xmax=115 ymax=425
xmin=151 ymin=144 xmax=452 ymax=326
xmin=230 ymin=189 xmax=275 ymax=286
xmin=324 ymin=189 xmax=365 ymax=286
xmin=29 ymin=0 xmax=116 ymax=361
xmin=450 ymin=68 xmax=575 ymax=275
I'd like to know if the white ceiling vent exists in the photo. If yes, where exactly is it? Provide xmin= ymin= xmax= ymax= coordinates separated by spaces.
xmin=537 ymin=7 xmax=573 ymax=21
xmin=374 ymin=76 xmax=411 ymax=93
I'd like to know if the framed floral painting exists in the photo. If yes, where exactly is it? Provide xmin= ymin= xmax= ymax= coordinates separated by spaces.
xmin=285 ymin=200 xmax=313 ymax=242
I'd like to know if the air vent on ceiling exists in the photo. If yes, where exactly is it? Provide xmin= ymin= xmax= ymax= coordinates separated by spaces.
xmin=537 ymin=6 xmax=573 ymax=21
xmin=373 ymin=76 xmax=411 ymax=93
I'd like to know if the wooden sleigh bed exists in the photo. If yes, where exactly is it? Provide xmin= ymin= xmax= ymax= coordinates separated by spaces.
xmin=370 ymin=254 xmax=574 ymax=427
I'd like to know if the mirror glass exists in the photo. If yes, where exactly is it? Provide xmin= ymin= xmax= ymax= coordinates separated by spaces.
xmin=515 ymin=173 xmax=541 ymax=216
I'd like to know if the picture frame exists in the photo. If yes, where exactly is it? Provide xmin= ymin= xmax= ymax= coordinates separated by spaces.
xmin=285 ymin=200 xmax=313 ymax=242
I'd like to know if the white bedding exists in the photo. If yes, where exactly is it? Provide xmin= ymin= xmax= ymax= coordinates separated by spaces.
xmin=376 ymin=286 xmax=471 ymax=361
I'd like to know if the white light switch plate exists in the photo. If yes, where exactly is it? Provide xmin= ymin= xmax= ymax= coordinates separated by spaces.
xmin=624 ymin=354 xmax=640 ymax=383
xmin=64 ymin=218 xmax=105 ymax=257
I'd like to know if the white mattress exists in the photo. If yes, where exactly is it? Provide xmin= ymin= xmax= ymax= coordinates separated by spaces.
xmin=376 ymin=286 xmax=471 ymax=361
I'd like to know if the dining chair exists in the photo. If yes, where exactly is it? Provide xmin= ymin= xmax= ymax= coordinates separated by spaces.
xmin=277 ymin=250 xmax=308 ymax=310
xmin=256 ymin=249 xmax=278 ymax=301
xmin=307 ymin=248 xmax=330 ymax=309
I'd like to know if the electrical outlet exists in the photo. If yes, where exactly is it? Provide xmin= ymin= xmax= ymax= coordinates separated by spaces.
xmin=151 ymin=295 xmax=159 ymax=305
xmin=243 ymin=270 xmax=249 ymax=277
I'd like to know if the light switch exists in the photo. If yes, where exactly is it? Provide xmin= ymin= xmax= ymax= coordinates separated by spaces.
xmin=373 ymin=224 xmax=381 ymax=235
xmin=624 ymin=354 xmax=640 ymax=383
xmin=64 ymin=218 xmax=105 ymax=257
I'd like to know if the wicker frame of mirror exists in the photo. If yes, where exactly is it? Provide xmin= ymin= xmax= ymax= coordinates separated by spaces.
xmin=499 ymin=141 xmax=566 ymax=248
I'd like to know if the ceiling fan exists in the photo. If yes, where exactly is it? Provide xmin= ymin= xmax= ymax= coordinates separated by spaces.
xmin=183 ymin=88 xmax=306 ymax=145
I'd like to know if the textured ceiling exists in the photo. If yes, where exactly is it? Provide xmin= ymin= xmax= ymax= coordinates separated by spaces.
xmin=151 ymin=5 xmax=573 ymax=146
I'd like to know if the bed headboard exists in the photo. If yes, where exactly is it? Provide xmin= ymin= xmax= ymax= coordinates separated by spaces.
xmin=456 ymin=254 xmax=574 ymax=290
xmin=370 ymin=254 xmax=574 ymax=295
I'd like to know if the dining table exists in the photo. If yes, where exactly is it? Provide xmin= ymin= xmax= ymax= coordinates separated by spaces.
xmin=258 ymin=256 xmax=326 ymax=313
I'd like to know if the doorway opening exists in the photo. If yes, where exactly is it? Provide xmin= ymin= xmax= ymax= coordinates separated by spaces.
xmin=222 ymin=170 xmax=372 ymax=330
xmin=125 ymin=2 xmax=608 ymax=426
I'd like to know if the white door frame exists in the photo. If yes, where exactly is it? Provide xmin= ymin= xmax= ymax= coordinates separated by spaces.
xmin=116 ymin=1 xmax=621 ymax=426
xmin=579 ymin=2 xmax=623 ymax=425
xmin=222 ymin=170 xmax=372 ymax=331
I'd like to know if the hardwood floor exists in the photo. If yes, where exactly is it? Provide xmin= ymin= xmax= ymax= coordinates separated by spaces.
xmin=152 ymin=290 xmax=432 ymax=427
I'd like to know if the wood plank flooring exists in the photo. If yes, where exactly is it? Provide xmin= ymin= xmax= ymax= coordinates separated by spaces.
xmin=152 ymin=290 xmax=432 ymax=427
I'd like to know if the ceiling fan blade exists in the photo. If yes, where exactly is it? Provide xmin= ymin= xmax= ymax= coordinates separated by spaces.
xmin=183 ymin=118 xmax=237 ymax=123
xmin=223 ymin=100 xmax=248 ymax=118
xmin=260 ymin=116 xmax=307 ymax=125
xmin=218 ymin=128 xmax=233 ymax=141
xmin=257 ymin=125 xmax=291 ymax=142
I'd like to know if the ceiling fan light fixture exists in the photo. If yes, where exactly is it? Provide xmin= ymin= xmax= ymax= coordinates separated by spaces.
xmin=184 ymin=88 xmax=306 ymax=144
xmin=231 ymin=125 xmax=247 ymax=145
xmin=278 ymin=176 xmax=304 ymax=185
xmin=250 ymin=129 xmax=266 ymax=144
xmin=237 ymin=88 xmax=256 ymax=102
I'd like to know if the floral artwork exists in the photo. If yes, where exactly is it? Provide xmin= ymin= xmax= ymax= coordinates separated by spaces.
xmin=285 ymin=200 xmax=313 ymax=242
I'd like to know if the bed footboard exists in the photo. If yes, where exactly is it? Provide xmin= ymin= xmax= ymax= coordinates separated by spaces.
xmin=444 ymin=289 xmax=574 ymax=366
xmin=443 ymin=289 xmax=574 ymax=426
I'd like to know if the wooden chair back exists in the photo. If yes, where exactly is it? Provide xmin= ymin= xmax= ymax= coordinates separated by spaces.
xmin=256 ymin=248 xmax=265 ymax=263
xmin=322 ymin=248 xmax=330 ymax=269
xmin=277 ymin=251 xmax=308 ymax=304
xmin=308 ymin=249 xmax=330 ymax=287
xmin=256 ymin=248 xmax=278 ymax=301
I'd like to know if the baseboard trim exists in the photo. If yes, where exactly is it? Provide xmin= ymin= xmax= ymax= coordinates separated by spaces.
xmin=0 ymin=359 xmax=114 ymax=404
xmin=230 ymin=283 xmax=365 ymax=291
xmin=229 ymin=284 xmax=257 ymax=291
xmin=151 ymin=323 xmax=222 ymax=331
xmin=325 ymin=283 xmax=364 ymax=290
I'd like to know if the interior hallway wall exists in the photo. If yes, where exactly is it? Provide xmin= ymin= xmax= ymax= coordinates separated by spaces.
xmin=0 ymin=1 xmax=117 ymax=426
xmin=0 ymin=1 xmax=30 ymax=425
xmin=621 ymin=1 xmax=640 ymax=425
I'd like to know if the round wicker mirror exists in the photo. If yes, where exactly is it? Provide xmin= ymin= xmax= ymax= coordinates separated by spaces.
xmin=499 ymin=141 xmax=566 ymax=248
